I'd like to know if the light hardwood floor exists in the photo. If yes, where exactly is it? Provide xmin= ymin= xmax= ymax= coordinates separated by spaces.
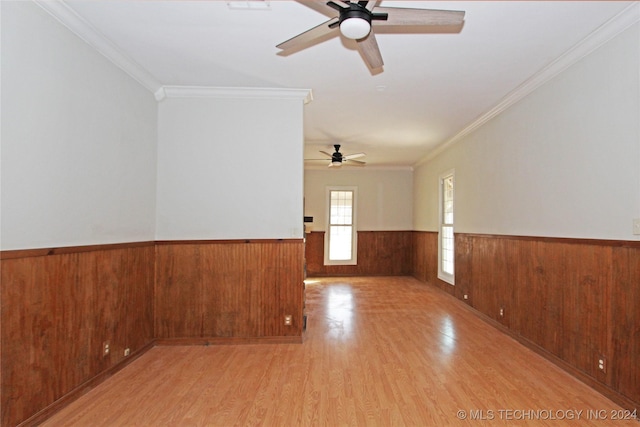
xmin=42 ymin=277 xmax=638 ymax=426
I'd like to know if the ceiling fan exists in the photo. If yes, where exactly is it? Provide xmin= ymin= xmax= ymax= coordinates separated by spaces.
xmin=307 ymin=144 xmax=366 ymax=167
xmin=277 ymin=1 xmax=465 ymax=69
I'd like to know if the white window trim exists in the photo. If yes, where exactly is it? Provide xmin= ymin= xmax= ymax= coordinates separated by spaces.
xmin=324 ymin=186 xmax=358 ymax=266
xmin=438 ymin=170 xmax=455 ymax=285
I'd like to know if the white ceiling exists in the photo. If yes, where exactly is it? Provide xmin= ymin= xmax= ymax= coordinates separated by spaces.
xmin=44 ymin=1 xmax=636 ymax=168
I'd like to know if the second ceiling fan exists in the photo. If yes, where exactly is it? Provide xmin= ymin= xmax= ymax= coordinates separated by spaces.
xmin=277 ymin=1 xmax=465 ymax=70
xmin=308 ymin=144 xmax=366 ymax=167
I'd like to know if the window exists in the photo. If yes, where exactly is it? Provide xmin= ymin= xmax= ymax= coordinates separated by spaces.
xmin=438 ymin=171 xmax=455 ymax=284
xmin=325 ymin=187 xmax=357 ymax=265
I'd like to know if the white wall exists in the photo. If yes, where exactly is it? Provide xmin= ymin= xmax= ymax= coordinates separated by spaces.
xmin=414 ymin=23 xmax=640 ymax=241
xmin=0 ymin=1 xmax=158 ymax=250
xmin=156 ymin=96 xmax=305 ymax=240
xmin=305 ymin=168 xmax=413 ymax=232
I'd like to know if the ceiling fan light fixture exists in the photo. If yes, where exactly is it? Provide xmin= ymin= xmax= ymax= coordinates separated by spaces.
xmin=340 ymin=17 xmax=371 ymax=40
xmin=331 ymin=160 xmax=342 ymax=166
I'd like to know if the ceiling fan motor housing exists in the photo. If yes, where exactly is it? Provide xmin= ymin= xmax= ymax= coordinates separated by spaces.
xmin=332 ymin=144 xmax=343 ymax=163
xmin=340 ymin=7 xmax=371 ymax=26
xmin=328 ymin=2 xmax=386 ymax=40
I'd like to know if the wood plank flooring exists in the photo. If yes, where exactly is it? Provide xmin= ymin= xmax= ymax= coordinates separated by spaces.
xmin=42 ymin=277 xmax=638 ymax=426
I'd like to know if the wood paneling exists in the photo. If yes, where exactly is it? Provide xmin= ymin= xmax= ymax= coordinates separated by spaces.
xmin=411 ymin=232 xmax=640 ymax=412
xmin=411 ymin=231 xmax=436 ymax=284
xmin=411 ymin=231 xmax=459 ymax=297
xmin=154 ymin=240 xmax=304 ymax=339
xmin=610 ymin=246 xmax=640 ymax=404
xmin=4 ymin=232 xmax=637 ymax=425
xmin=305 ymin=231 xmax=413 ymax=277
xmin=469 ymin=235 xmax=517 ymax=328
xmin=1 ymin=239 xmax=304 ymax=426
xmin=1 ymin=244 xmax=155 ymax=427
xmin=560 ymin=243 xmax=610 ymax=379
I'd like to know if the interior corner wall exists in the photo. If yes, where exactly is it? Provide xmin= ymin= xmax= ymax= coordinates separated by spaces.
xmin=0 ymin=1 xmax=158 ymax=251
xmin=1 ymin=3 xmax=158 ymax=426
xmin=414 ymin=22 xmax=640 ymax=241
xmin=303 ymin=168 xmax=413 ymax=277
xmin=156 ymin=96 xmax=305 ymax=240
xmin=154 ymin=96 xmax=306 ymax=343
xmin=304 ymin=168 xmax=413 ymax=232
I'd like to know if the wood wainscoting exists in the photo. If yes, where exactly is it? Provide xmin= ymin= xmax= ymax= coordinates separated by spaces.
xmin=1 ymin=243 xmax=156 ymax=427
xmin=154 ymin=240 xmax=305 ymax=341
xmin=1 ymin=238 xmax=305 ymax=427
xmin=305 ymin=231 xmax=413 ymax=277
xmin=411 ymin=231 xmax=640 ymax=412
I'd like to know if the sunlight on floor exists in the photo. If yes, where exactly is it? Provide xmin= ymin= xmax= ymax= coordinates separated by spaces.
xmin=440 ymin=315 xmax=457 ymax=355
xmin=325 ymin=285 xmax=354 ymax=340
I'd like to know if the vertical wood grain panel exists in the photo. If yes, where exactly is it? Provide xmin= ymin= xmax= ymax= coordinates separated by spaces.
xmin=561 ymin=244 xmax=610 ymax=379
xmin=154 ymin=240 xmax=304 ymax=340
xmin=410 ymin=231 xmax=455 ymax=296
xmin=610 ymin=246 xmax=640 ymax=404
xmin=2 ymin=256 xmax=54 ymax=427
xmin=469 ymin=236 xmax=517 ymax=327
xmin=304 ymin=231 xmax=325 ymax=275
xmin=122 ymin=247 xmax=155 ymax=358
xmin=1 ymin=245 xmax=154 ymax=427
xmin=452 ymin=233 xmax=472 ymax=300
xmin=411 ymin=231 xmax=430 ymax=283
xmin=306 ymin=231 xmax=412 ymax=277
xmin=154 ymin=245 xmax=203 ymax=338
xmin=514 ymin=240 xmax=564 ymax=357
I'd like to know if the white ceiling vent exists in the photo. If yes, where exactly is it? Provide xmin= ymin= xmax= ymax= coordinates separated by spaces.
xmin=226 ymin=1 xmax=271 ymax=11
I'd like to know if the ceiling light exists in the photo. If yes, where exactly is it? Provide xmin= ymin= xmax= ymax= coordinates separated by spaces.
xmin=332 ymin=161 xmax=342 ymax=166
xmin=340 ymin=17 xmax=371 ymax=40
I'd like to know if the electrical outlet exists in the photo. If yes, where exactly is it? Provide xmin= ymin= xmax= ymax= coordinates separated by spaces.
xmin=124 ymin=348 xmax=130 ymax=357
xmin=284 ymin=314 xmax=293 ymax=326
xmin=103 ymin=341 xmax=110 ymax=357
xmin=499 ymin=307 xmax=505 ymax=317
xmin=633 ymin=218 xmax=640 ymax=235
xmin=598 ymin=355 xmax=606 ymax=373
xmin=463 ymin=294 xmax=469 ymax=300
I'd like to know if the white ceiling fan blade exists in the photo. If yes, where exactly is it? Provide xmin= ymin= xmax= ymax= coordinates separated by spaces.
xmin=363 ymin=1 xmax=378 ymax=12
xmin=277 ymin=17 xmax=339 ymax=51
xmin=344 ymin=152 xmax=365 ymax=160
xmin=319 ymin=150 xmax=333 ymax=158
xmin=346 ymin=159 xmax=366 ymax=166
xmin=356 ymin=31 xmax=383 ymax=69
xmin=373 ymin=7 xmax=465 ymax=27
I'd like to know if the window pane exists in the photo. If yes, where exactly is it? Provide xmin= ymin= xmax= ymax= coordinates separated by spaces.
xmin=443 ymin=175 xmax=454 ymax=225
xmin=441 ymin=225 xmax=454 ymax=275
xmin=329 ymin=225 xmax=352 ymax=260
xmin=328 ymin=190 xmax=355 ymax=262
xmin=330 ymin=191 xmax=353 ymax=225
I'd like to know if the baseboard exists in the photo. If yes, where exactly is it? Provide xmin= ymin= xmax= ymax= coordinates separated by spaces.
xmin=17 ymin=341 xmax=155 ymax=427
xmin=154 ymin=336 xmax=303 ymax=346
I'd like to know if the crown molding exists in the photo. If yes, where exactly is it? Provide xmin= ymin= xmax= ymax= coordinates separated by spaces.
xmin=159 ymin=86 xmax=313 ymax=104
xmin=34 ymin=0 xmax=163 ymax=95
xmin=416 ymin=2 xmax=640 ymax=167
xmin=32 ymin=1 xmax=314 ymax=105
